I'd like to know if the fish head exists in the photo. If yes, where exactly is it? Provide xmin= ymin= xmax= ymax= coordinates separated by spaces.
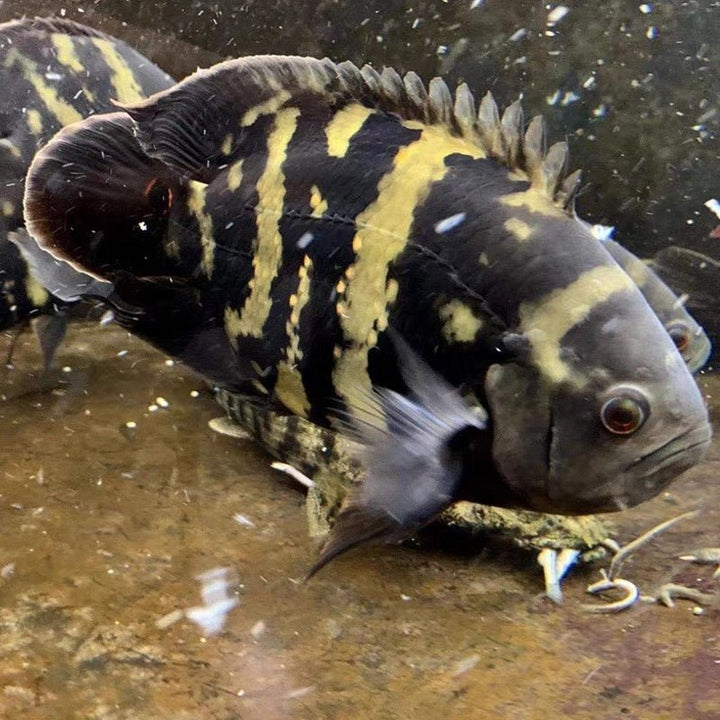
xmin=484 ymin=286 xmax=711 ymax=515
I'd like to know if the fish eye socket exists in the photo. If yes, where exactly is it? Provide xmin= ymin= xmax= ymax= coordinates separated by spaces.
xmin=600 ymin=393 xmax=648 ymax=436
xmin=667 ymin=322 xmax=691 ymax=353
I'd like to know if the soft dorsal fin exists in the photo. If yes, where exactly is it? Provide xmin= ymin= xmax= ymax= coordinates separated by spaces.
xmin=122 ymin=55 xmax=580 ymax=210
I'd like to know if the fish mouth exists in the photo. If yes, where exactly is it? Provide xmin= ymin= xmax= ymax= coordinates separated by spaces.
xmin=629 ymin=424 xmax=712 ymax=475
xmin=541 ymin=423 xmax=713 ymax=516
xmin=606 ymin=423 xmax=713 ymax=510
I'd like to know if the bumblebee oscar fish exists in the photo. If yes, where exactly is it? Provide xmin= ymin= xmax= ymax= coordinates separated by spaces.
xmin=23 ymin=56 xmax=712 ymax=573
xmin=0 ymin=17 xmax=174 ymax=368
xmin=590 ymin=225 xmax=712 ymax=374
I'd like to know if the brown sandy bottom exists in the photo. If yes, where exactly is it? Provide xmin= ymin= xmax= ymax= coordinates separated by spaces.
xmin=0 ymin=321 xmax=718 ymax=720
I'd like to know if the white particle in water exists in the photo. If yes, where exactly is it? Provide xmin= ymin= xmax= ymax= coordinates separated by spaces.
xmin=148 ymin=404 xmax=159 ymax=413
xmin=639 ymin=3 xmax=653 ymax=14
xmin=546 ymin=89 xmax=561 ymax=106
xmin=434 ymin=212 xmax=467 ymax=234
xmin=546 ymin=6 xmax=569 ymax=25
xmin=156 ymin=397 xmax=169 ymax=408
xmin=164 ymin=359 xmax=175 ymax=367
xmin=296 ymin=231 xmax=314 ymax=249
xmin=583 ymin=75 xmax=596 ymax=89
xmin=233 ymin=513 xmax=255 ymax=528
xmin=646 ymin=26 xmax=657 ymax=39
xmin=509 ymin=28 xmax=527 ymax=42
xmin=250 ymin=620 xmax=266 ymax=639
xmin=190 ymin=390 xmax=200 ymax=398
xmin=469 ymin=0 xmax=485 ymax=8
xmin=560 ymin=91 xmax=580 ymax=106
xmin=185 ymin=567 xmax=240 ymax=636
xmin=125 ymin=421 xmax=137 ymax=429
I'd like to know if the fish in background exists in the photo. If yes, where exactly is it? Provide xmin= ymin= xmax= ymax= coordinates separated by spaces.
xmin=0 ymin=17 xmax=175 ymax=369
xmin=588 ymin=224 xmax=712 ymax=374
xmin=22 ymin=56 xmax=712 ymax=577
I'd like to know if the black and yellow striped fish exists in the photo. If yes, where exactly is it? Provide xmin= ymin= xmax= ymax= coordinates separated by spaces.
xmin=23 ymin=56 xmax=712 ymax=569
xmin=0 ymin=17 xmax=174 ymax=367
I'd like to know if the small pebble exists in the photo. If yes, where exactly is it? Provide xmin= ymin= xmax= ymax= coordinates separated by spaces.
xmin=164 ymin=359 xmax=175 ymax=367
xmin=190 ymin=390 xmax=200 ymax=398
xmin=692 ymin=606 xmax=704 ymax=616
xmin=148 ymin=404 xmax=159 ymax=413
xmin=125 ymin=421 xmax=137 ymax=429
xmin=62 ymin=366 xmax=72 ymax=373
xmin=156 ymin=397 xmax=170 ymax=408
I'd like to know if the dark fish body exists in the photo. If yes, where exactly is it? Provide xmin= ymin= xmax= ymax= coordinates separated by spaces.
xmin=0 ymin=17 xmax=175 ymax=365
xmin=24 ymin=56 xmax=712 ymax=561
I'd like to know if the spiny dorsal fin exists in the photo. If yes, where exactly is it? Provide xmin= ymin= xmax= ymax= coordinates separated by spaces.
xmin=0 ymin=16 xmax=113 ymax=41
xmin=123 ymin=55 xmax=579 ymax=209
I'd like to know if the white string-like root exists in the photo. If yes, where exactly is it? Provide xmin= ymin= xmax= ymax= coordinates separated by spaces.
xmin=582 ymin=570 xmax=639 ymax=613
xmin=607 ymin=511 xmax=698 ymax=580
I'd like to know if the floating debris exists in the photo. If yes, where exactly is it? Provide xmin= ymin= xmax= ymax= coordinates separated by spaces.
xmin=452 ymin=654 xmax=481 ymax=677
xmin=190 ymin=390 xmax=200 ymax=398
xmin=639 ymin=3 xmax=653 ymax=14
xmin=434 ymin=212 xmax=467 ymax=234
xmin=271 ymin=461 xmax=315 ymax=489
xmin=99 ymin=310 xmax=114 ymax=326
xmin=250 ymin=619 xmax=266 ymax=639
xmin=646 ymin=26 xmax=658 ymax=40
xmin=233 ymin=513 xmax=256 ymax=528
xmin=156 ymin=608 xmax=184 ymax=629
xmin=185 ymin=567 xmax=240 ymax=637
xmin=156 ymin=396 xmax=169 ymax=409
xmin=296 ymin=231 xmax=314 ymax=249
xmin=148 ymin=404 xmax=159 ymax=413
xmin=509 ymin=28 xmax=527 ymax=42
xmin=546 ymin=6 xmax=570 ymax=26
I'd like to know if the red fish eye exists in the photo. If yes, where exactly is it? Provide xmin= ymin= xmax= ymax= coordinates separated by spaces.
xmin=668 ymin=323 xmax=691 ymax=353
xmin=144 ymin=177 xmax=173 ymax=216
xmin=600 ymin=396 xmax=646 ymax=436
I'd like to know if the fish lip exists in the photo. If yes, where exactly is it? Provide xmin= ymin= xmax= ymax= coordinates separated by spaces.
xmin=628 ymin=423 xmax=712 ymax=474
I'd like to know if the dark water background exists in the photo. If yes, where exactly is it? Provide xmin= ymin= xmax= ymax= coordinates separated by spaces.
xmin=0 ymin=2 xmax=718 ymax=718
